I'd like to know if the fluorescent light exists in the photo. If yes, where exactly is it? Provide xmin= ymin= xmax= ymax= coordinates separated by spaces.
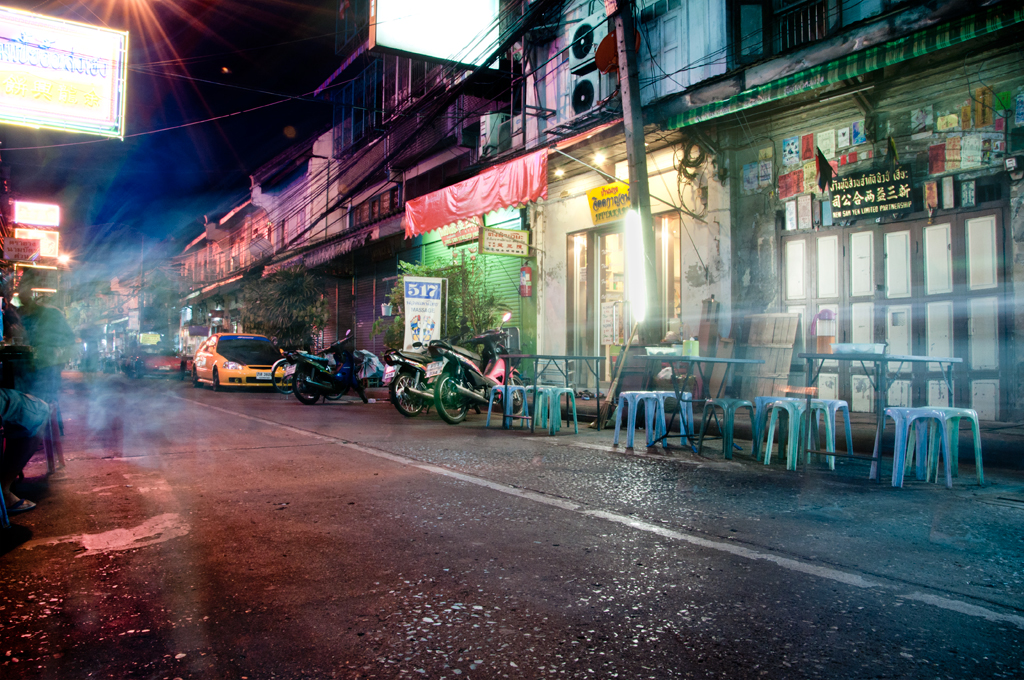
xmin=625 ymin=210 xmax=646 ymax=324
xmin=594 ymin=153 xmax=606 ymax=165
xmin=554 ymin=168 xmax=565 ymax=177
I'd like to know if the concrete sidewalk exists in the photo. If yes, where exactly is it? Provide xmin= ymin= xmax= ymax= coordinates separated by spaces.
xmin=366 ymin=385 xmax=1024 ymax=470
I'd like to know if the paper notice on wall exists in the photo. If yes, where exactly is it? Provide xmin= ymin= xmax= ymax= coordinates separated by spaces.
xmin=797 ymin=194 xmax=812 ymax=230
xmin=785 ymin=200 xmax=797 ymax=231
xmin=945 ymin=135 xmax=961 ymax=171
xmin=816 ymin=129 xmax=835 ymax=159
xmin=600 ymin=301 xmax=623 ymax=345
xmin=803 ymin=161 xmax=818 ymax=193
xmin=1016 ymin=93 xmax=1024 ymax=126
xmin=758 ymin=159 xmax=772 ymax=188
xmin=743 ymin=162 xmax=758 ymax=191
xmin=782 ymin=136 xmax=800 ymax=166
xmin=404 ymin=276 xmax=444 ymax=349
xmin=961 ymin=134 xmax=983 ymax=169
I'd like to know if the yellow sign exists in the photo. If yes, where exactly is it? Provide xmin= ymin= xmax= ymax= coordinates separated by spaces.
xmin=139 ymin=333 xmax=160 ymax=345
xmin=479 ymin=227 xmax=529 ymax=257
xmin=587 ymin=182 xmax=630 ymax=226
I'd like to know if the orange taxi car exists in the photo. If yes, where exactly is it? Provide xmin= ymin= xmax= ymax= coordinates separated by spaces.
xmin=191 ymin=333 xmax=282 ymax=390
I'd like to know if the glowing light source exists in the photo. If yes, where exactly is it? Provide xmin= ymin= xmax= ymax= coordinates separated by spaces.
xmin=0 ymin=7 xmax=128 ymax=138
xmin=57 ymin=253 xmax=70 ymax=265
xmin=14 ymin=201 xmax=60 ymax=227
xmin=554 ymin=168 xmax=564 ymax=177
xmin=15 ymin=228 xmax=59 ymax=258
xmin=624 ymin=209 xmax=646 ymax=324
xmin=593 ymin=153 xmax=606 ymax=165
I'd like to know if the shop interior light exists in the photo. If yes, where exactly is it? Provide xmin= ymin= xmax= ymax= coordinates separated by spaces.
xmin=593 ymin=153 xmax=606 ymax=165
xmin=624 ymin=209 xmax=646 ymax=324
xmin=554 ymin=168 xmax=565 ymax=177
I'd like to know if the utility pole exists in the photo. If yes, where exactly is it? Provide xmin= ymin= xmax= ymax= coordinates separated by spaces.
xmin=609 ymin=0 xmax=658 ymax=344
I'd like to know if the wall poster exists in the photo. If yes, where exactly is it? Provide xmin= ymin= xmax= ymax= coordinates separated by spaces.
xmin=403 ymin=276 xmax=444 ymax=349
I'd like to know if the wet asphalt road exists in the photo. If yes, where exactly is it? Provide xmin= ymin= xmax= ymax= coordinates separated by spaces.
xmin=1 ymin=374 xmax=1023 ymax=679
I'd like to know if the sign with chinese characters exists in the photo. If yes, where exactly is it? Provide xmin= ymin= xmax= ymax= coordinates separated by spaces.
xmin=14 ymin=227 xmax=59 ymax=258
xmin=439 ymin=217 xmax=481 ymax=247
xmin=3 ymin=237 xmax=40 ymax=261
xmin=830 ymin=165 xmax=913 ymax=220
xmin=0 ymin=7 xmax=128 ymax=138
xmin=403 ymin=276 xmax=444 ymax=349
xmin=479 ymin=226 xmax=529 ymax=257
xmin=13 ymin=200 xmax=59 ymax=226
xmin=587 ymin=182 xmax=630 ymax=226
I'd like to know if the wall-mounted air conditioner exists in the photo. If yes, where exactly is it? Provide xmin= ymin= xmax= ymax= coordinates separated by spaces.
xmin=479 ymin=113 xmax=511 ymax=158
xmin=569 ymin=9 xmax=609 ymax=75
xmin=569 ymin=70 xmax=605 ymax=118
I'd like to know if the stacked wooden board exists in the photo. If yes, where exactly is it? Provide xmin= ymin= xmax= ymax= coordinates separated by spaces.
xmin=741 ymin=313 xmax=800 ymax=398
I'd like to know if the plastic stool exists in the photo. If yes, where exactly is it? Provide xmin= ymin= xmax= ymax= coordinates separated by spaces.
xmin=486 ymin=384 xmax=528 ymax=429
xmin=878 ymin=407 xmax=953 ymax=488
xmin=651 ymin=391 xmax=694 ymax=448
xmin=762 ymin=400 xmax=808 ymax=469
xmin=810 ymin=398 xmax=853 ymax=457
xmin=613 ymin=391 xmax=660 ymax=448
xmin=902 ymin=407 xmax=983 ymax=486
xmin=753 ymin=396 xmax=803 ymax=457
xmin=697 ymin=398 xmax=754 ymax=459
xmin=536 ymin=387 xmax=578 ymax=435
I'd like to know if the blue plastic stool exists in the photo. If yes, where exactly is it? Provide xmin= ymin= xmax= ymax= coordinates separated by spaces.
xmin=535 ymin=387 xmax=578 ymax=435
xmin=697 ymin=398 xmax=755 ymax=459
xmin=651 ymin=391 xmax=694 ymax=448
xmin=486 ymin=384 xmax=528 ymax=429
xmin=753 ymin=396 xmax=803 ymax=457
xmin=763 ymin=400 xmax=837 ymax=470
xmin=877 ymin=407 xmax=953 ymax=488
xmin=613 ymin=391 xmax=660 ymax=448
xmin=811 ymin=398 xmax=854 ymax=456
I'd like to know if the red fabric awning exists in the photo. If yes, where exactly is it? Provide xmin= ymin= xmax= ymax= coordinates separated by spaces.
xmin=404 ymin=149 xmax=548 ymax=238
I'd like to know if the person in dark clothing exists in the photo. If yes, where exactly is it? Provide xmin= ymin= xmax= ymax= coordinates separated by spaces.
xmin=16 ymin=268 xmax=76 ymax=402
xmin=0 ymin=387 xmax=50 ymax=514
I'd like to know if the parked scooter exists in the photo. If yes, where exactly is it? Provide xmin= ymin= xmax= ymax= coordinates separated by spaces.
xmin=381 ymin=344 xmax=438 ymax=417
xmin=289 ymin=330 xmax=368 ymax=405
xmin=429 ymin=312 xmax=523 ymax=425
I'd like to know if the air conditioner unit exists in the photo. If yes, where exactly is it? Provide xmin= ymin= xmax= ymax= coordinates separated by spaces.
xmin=479 ymin=113 xmax=511 ymax=158
xmin=569 ymin=71 xmax=604 ymax=119
xmin=569 ymin=9 xmax=609 ymax=75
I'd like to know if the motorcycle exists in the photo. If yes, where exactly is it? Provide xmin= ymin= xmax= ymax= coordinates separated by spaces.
xmin=381 ymin=344 xmax=439 ymax=417
xmin=289 ymin=329 xmax=368 ymax=405
xmin=429 ymin=312 xmax=523 ymax=425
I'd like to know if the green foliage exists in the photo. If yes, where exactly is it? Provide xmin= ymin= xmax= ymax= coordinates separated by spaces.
xmin=372 ymin=254 xmax=500 ymax=350
xmin=239 ymin=266 xmax=328 ymax=349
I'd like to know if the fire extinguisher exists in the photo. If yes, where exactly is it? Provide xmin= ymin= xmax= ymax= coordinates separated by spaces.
xmin=519 ymin=263 xmax=533 ymax=297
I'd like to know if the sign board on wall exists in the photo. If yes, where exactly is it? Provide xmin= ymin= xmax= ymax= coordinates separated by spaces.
xmin=13 ymin=201 xmax=59 ymax=226
xmin=479 ymin=227 xmax=529 ymax=257
xmin=587 ymin=182 xmax=630 ymax=226
xmin=403 ymin=276 xmax=444 ymax=349
xmin=369 ymin=0 xmax=499 ymax=68
xmin=0 ymin=7 xmax=129 ymax=138
xmin=3 ymin=237 xmax=40 ymax=261
xmin=14 ymin=228 xmax=58 ymax=258
xmin=830 ymin=164 xmax=913 ymax=220
xmin=440 ymin=218 xmax=481 ymax=247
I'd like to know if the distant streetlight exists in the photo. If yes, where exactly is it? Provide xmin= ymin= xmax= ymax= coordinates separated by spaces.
xmin=57 ymin=253 xmax=70 ymax=265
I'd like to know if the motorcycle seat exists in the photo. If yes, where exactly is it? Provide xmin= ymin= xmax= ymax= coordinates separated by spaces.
xmin=452 ymin=345 xmax=481 ymax=363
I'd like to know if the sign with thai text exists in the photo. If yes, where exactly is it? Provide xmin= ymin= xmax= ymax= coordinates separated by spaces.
xmin=479 ymin=226 xmax=529 ymax=257
xmin=0 ymin=7 xmax=129 ymax=138
xmin=830 ymin=164 xmax=913 ymax=220
xmin=440 ymin=217 xmax=481 ymax=247
xmin=13 ymin=200 xmax=59 ymax=226
xmin=3 ymin=237 xmax=40 ymax=261
xmin=587 ymin=182 xmax=630 ymax=226
xmin=403 ymin=276 xmax=444 ymax=349
xmin=14 ymin=227 xmax=58 ymax=258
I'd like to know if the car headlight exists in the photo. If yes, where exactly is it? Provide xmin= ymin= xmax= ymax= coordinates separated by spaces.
xmin=222 ymin=361 xmax=244 ymax=371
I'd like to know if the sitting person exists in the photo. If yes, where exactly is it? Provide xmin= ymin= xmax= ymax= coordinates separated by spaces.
xmin=0 ymin=387 xmax=51 ymax=514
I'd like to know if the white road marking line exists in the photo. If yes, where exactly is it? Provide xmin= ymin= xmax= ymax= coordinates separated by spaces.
xmin=174 ymin=396 xmax=1024 ymax=630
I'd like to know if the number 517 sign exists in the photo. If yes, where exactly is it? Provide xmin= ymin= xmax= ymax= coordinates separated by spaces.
xmin=403 ymin=276 xmax=444 ymax=349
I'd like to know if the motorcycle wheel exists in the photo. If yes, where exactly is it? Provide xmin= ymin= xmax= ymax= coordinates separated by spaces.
xmin=324 ymin=384 xmax=349 ymax=400
xmin=389 ymin=370 xmax=423 ymax=417
xmin=433 ymin=373 xmax=469 ymax=424
xmin=292 ymin=366 xmax=322 ymax=405
xmin=506 ymin=374 xmax=525 ymax=416
xmin=271 ymin=358 xmax=294 ymax=394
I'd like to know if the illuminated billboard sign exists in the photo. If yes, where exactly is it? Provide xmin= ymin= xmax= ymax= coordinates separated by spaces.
xmin=369 ymin=0 xmax=499 ymax=68
xmin=15 ymin=227 xmax=58 ymax=258
xmin=0 ymin=7 xmax=128 ymax=138
xmin=13 ymin=200 xmax=59 ymax=226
